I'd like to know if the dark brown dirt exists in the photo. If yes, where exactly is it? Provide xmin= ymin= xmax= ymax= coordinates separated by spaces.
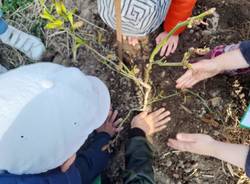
xmin=1 ymin=0 xmax=250 ymax=183
xmin=46 ymin=0 xmax=250 ymax=183
xmin=151 ymin=0 xmax=250 ymax=183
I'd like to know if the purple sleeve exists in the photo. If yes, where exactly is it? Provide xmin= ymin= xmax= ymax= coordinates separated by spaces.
xmin=75 ymin=132 xmax=111 ymax=184
xmin=240 ymin=41 xmax=250 ymax=65
xmin=245 ymin=148 xmax=250 ymax=177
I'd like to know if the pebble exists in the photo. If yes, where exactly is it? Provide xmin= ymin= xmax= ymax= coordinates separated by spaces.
xmin=166 ymin=160 xmax=172 ymax=167
xmin=173 ymin=173 xmax=180 ymax=179
xmin=184 ymin=167 xmax=193 ymax=173
xmin=210 ymin=97 xmax=223 ymax=107
xmin=161 ymin=71 xmax=166 ymax=78
xmin=202 ymin=30 xmax=212 ymax=36
xmin=209 ymin=89 xmax=221 ymax=97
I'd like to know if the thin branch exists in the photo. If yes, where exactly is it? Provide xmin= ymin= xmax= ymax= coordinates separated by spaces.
xmin=74 ymin=14 xmax=108 ymax=32
xmin=153 ymin=61 xmax=183 ymax=67
xmin=149 ymin=8 xmax=216 ymax=63
xmin=184 ymin=89 xmax=213 ymax=113
xmin=148 ymin=92 xmax=180 ymax=105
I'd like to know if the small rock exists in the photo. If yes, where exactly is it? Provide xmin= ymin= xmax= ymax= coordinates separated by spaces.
xmin=162 ymin=103 xmax=167 ymax=107
xmin=202 ymin=30 xmax=211 ymax=36
xmin=166 ymin=160 xmax=172 ymax=167
xmin=184 ymin=167 xmax=193 ymax=173
xmin=209 ymin=89 xmax=221 ymax=97
xmin=161 ymin=71 xmax=166 ymax=78
xmin=210 ymin=97 xmax=223 ymax=107
xmin=173 ymin=173 xmax=179 ymax=179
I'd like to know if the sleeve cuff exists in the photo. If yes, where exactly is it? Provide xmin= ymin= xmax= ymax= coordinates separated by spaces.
xmin=128 ymin=128 xmax=146 ymax=139
xmin=245 ymin=147 xmax=250 ymax=177
xmin=94 ymin=131 xmax=112 ymax=140
xmin=240 ymin=41 xmax=250 ymax=65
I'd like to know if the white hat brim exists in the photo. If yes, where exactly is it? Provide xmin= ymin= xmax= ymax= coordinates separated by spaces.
xmin=87 ymin=76 xmax=111 ymax=129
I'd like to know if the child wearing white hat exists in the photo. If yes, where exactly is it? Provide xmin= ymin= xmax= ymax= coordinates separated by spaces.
xmin=0 ymin=63 xmax=171 ymax=184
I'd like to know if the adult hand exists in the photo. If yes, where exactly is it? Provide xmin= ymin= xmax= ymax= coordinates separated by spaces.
xmin=167 ymin=133 xmax=216 ymax=156
xmin=176 ymin=59 xmax=220 ymax=89
xmin=131 ymin=108 xmax=171 ymax=136
xmin=96 ymin=110 xmax=122 ymax=137
xmin=156 ymin=31 xmax=179 ymax=57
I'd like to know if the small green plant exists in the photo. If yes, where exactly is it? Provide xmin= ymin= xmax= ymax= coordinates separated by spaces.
xmin=1 ymin=0 xmax=33 ymax=14
xmin=99 ymin=8 xmax=216 ymax=111
xmin=40 ymin=2 xmax=216 ymax=149
xmin=141 ymin=8 xmax=216 ymax=110
xmin=40 ymin=1 xmax=215 ymax=111
xmin=39 ymin=0 xmax=85 ymax=62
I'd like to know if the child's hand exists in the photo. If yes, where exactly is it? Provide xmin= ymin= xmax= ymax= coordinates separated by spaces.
xmin=60 ymin=154 xmax=76 ymax=173
xmin=167 ymin=133 xmax=216 ymax=156
xmin=156 ymin=31 xmax=179 ymax=57
xmin=123 ymin=35 xmax=139 ymax=46
xmin=176 ymin=59 xmax=220 ymax=89
xmin=131 ymin=108 xmax=171 ymax=136
xmin=96 ymin=110 xmax=122 ymax=137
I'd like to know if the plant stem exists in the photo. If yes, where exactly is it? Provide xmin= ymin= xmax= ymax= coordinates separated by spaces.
xmin=149 ymin=8 xmax=216 ymax=63
xmin=142 ymin=8 xmax=216 ymax=110
xmin=153 ymin=61 xmax=184 ymax=67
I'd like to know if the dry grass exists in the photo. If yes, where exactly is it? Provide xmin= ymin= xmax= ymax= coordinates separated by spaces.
xmin=0 ymin=2 xmax=43 ymax=68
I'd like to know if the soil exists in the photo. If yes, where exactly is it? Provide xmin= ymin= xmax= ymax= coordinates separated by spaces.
xmin=1 ymin=0 xmax=250 ymax=183
xmin=93 ymin=0 xmax=250 ymax=183
xmin=94 ymin=0 xmax=250 ymax=183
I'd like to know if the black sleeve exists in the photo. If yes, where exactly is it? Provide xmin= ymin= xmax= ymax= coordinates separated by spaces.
xmin=240 ymin=41 xmax=250 ymax=65
xmin=123 ymin=128 xmax=155 ymax=184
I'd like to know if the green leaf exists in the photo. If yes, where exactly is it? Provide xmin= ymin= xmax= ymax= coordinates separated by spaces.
xmin=55 ymin=1 xmax=68 ymax=16
xmin=40 ymin=9 xmax=56 ymax=22
xmin=76 ymin=36 xmax=86 ymax=48
xmin=67 ymin=12 xmax=74 ymax=26
xmin=60 ymin=1 xmax=67 ymax=14
xmin=55 ymin=1 xmax=63 ymax=16
xmin=45 ymin=20 xmax=64 ymax=29
xmin=39 ymin=0 xmax=45 ymax=6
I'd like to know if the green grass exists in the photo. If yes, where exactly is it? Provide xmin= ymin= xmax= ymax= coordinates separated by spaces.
xmin=1 ymin=0 xmax=33 ymax=14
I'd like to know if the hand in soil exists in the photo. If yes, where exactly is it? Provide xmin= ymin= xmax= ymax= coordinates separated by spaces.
xmin=96 ymin=110 xmax=122 ymax=137
xmin=131 ymin=108 xmax=171 ymax=136
xmin=123 ymin=35 xmax=139 ymax=46
xmin=167 ymin=133 xmax=215 ymax=156
xmin=176 ymin=59 xmax=220 ymax=89
xmin=156 ymin=31 xmax=179 ymax=57
xmin=60 ymin=154 xmax=76 ymax=173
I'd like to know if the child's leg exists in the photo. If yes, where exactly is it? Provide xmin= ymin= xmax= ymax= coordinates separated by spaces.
xmin=75 ymin=131 xmax=112 ymax=184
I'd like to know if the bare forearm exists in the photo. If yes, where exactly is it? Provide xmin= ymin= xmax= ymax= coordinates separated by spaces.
xmin=215 ymin=49 xmax=249 ymax=72
xmin=212 ymin=141 xmax=249 ymax=169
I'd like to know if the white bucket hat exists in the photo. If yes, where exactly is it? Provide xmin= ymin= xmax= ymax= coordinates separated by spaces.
xmin=0 ymin=63 xmax=111 ymax=175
